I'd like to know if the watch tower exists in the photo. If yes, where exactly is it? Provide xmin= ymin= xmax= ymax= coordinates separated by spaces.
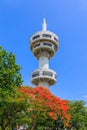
xmin=30 ymin=19 xmax=59 ymax=87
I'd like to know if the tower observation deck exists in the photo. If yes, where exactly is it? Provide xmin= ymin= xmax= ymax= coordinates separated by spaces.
xmin=30 ymin=19 xmax=59 ymax=87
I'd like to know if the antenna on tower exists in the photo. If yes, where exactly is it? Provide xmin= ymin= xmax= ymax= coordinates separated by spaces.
xmin=42 ymin=18 xmax=47 ymax=31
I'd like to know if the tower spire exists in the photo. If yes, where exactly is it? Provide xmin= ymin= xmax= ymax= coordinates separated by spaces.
xmin=42 ymin=18 xmax=47 ymax=31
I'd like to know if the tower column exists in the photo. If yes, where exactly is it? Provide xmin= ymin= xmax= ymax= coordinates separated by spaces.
xmin=38 ymin=81 xmax=49 ymax=88
xmin=38 ymin=51 xmax=50 ymax=70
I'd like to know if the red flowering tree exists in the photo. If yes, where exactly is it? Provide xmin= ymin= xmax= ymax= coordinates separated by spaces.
xmin=20 ymin=86 xmax=70 ymax=130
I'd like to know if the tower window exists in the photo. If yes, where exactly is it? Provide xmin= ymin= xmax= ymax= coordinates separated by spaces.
xmin=55 ymin=74 xmax=57 ymax=78
xmin=54 ymin=37 xmax=58 ymax=42
xmin=42 ymin=71 xmax=53 ymax=77
xmin=34 ymin=43 xmax=40 ymax=48
xmin=43 ymin=43 xmax=52 ymax=47
xmin=32 ymin=72 xmax=39 ymax=78
xmin=42 ymin=34 xmax=51 ymax=38
xmin=32 ymin=35 xmax=40 ymax=40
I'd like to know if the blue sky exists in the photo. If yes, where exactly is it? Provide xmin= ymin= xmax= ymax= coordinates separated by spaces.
xmin=0 ymin=0 xmax=87 ymax=102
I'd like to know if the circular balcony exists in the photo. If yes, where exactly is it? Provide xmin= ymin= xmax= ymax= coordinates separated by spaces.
xmin=30 ymin=31 xmax=59 ymax=58
xmin=32 ymin=42 xmax=55 ymax=58
xmin=31 ymin=69 xmax=57 ymax=86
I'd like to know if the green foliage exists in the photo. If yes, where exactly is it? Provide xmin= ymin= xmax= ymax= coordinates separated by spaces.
xmin=0 ymin=46 xmax=26 ymax=130
xmin=68 ymin=100 xmax=87 ymax=130
xmin=0 ymin=46 xmax=23 ymax=92
xmin=5 ymin=127 xmax=10 ymax=130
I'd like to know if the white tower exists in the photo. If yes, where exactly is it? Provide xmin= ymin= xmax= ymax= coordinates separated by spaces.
xmin=30 ymin=19 xmax=59 ymax=87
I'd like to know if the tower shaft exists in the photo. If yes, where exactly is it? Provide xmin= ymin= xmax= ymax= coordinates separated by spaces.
xmin=39 ymin=51 xmax=49 ymax=70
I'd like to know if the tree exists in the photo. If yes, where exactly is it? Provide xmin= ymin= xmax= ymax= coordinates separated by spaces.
xmin=67 ymin=100 xmax=87 ymax=130
xmin=0 ymin=46 xmax=70 ymax=130
xmin=20 ymin=86 xmax=70 ymax=130
xmin=0 ymin=46 xmax=26 ymax=130
xmin=0 ymin=46 xmax=22 ymax=91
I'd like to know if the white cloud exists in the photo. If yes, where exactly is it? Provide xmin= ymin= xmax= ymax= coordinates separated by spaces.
xmin=83 ymin=95 xmax=87 ymax=98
